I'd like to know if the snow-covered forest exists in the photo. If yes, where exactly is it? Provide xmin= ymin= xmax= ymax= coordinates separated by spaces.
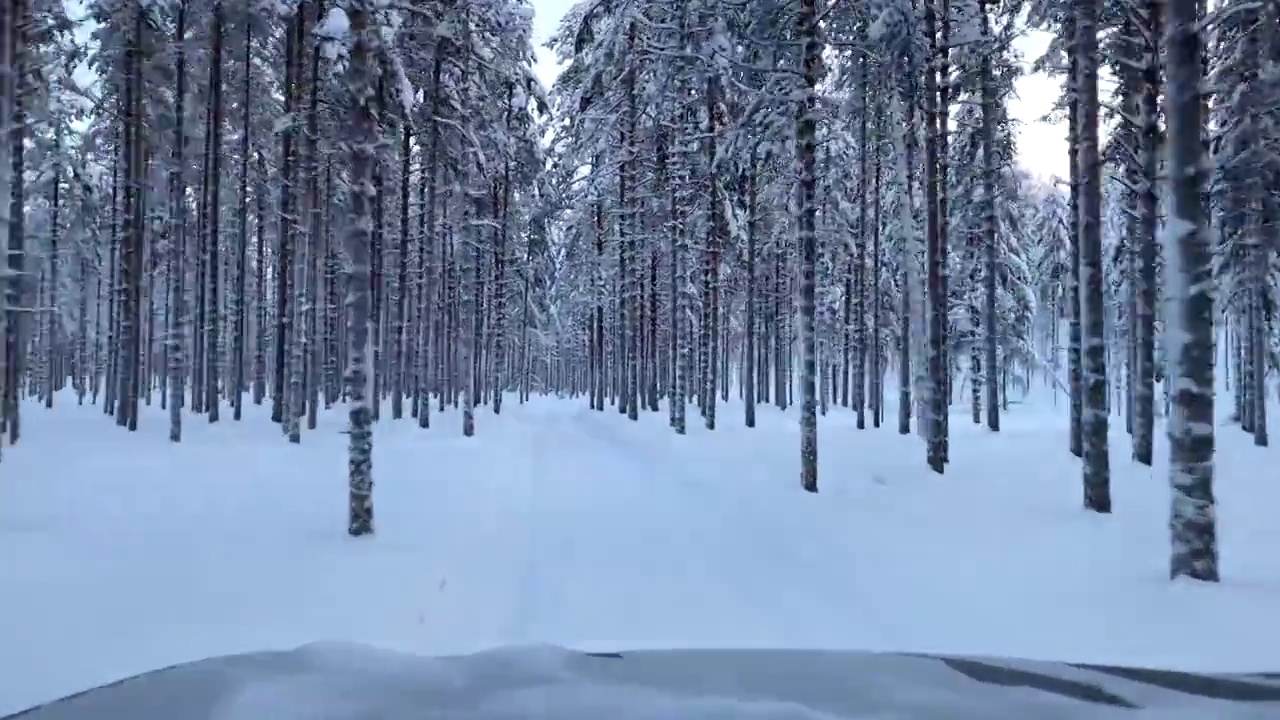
xmin=0 ymin=0 xmax=1264 ymax=590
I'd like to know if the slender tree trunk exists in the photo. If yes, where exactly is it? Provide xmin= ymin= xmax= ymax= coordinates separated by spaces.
xmin=1075 ymin=0 xmax=1112 ymax=513
xmin=233 ymin=7 xmax=251 ymax=422
xmin=0 ymin=0 xmax=11 ymax=453
xmin=896 ymin=89 xmax=917 ymax=437
xmin=45 ymin=125 xmax=61 ymax=409
xmin=345 ymin=2 xmax=376 ymax=537
xmin=1065 ymin=10 xmax=1083 ymax=458
xmin=703 ymin=75 xmax=724 ymax=431
xmin=923 ymin=0 xmax=945 ymax=472
xmin=1133 ymin=0 xmax=1161 ymax=464
xmin=253 ymin=151 xmax=268 ymax=405
xmin=870 ymin=108 xmax=883 ymax=427
xmin=797 ymin=0 xmax=822 ymax=492
xmin=980 ymin=1 xmax=1000 ymax=432
xmin=287 ymin=4 xmax=312 ymax=443
xmin=393 ymin=122 xmax=411 ymax=419
xmin=415 ymin=50 xmax=442 ymax=429
xmin=6 ymin=0 xmax=29 ymax=442
xmin=1166 ymin=0 xmax=1216 ymax=582
xmin=744 ymin=147 xmax=757 ymax=429
xmin=305 ymin=6 xmax=323 ymax=432
xmin=206 ymin=1 xmax=225 ymax=423
xmin=168 ymin=0 xmax=189 ymax=437
xmin=274 ymin=11 xmax=301 ymax=425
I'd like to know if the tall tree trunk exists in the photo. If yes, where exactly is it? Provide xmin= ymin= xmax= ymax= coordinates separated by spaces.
xmin=670 ymin=126 xmax=687 ymax=435
xmin=253 ymin=151 xmax=268 ymax=405
xmin=416 ymin=49 xmax=442 ymax=429
xmin=168 ymin=0 xmax=188 ymax=438
xmin=232 ymin=11 xmax=250 ymax=422
xmin=936 ymin=0 xmax=952 ymax=458
xmin=492 ymin=96 xmax=512 ymax=415
xmin=1166 ymin=0 xmax=1216 ymax=582
xmin=206 ymin=1 xmax=225 ymax=423
xmin=1075 ymin=0 xmax=1112 ymax=513
xmin=1065 ymin=10 xmax=1083 ymax=458
xmin=45 ymin=125 xmax=61 ymax=409
xmin=870 ymin=108 xmax=883 ymax=428
xmin=797 ymin=0 xmax=821 ymax=492
xmin=287 ymin=3 xmax=311 ymax=443
xmin=1133 ymin=0 xmax=1162 ymax=464
xmin=703 ymin=74 xmax=724 ymax=431
xmin=980 ymin=1 xmax=1000 ymax=432
xmin=624 ymin=28 xmax=640 ymax=422
xmin=345 ymin=1 xmax=376 ymax=537
xmin=854 ymin=56 xmax=869 ymax=430
xmin=0 ymin=0 xmax=10 ymax=455
xmin=305 ymin=3 xmax=324 ymax=431
xmin=462 ymin=195 xmax=479 ymax=437
xmin=896 ymin=88 xmax=917 ymax=437
xmin=924 ymin=0 xmax=946 ymax=472
xmin=393 ymin=122 xmax=411 ymax=419
xmin=744 ymin=147 xmax=757 ymax=429
xmin=5 ymin=0 xmax=29 ymax=442
xmin=274 ymin=10 xmax=301 ymax=424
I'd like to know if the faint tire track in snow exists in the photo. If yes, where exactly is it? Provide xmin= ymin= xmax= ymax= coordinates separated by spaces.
xmin=371 ymin=414 xmax=545 ymax=655
xmin=530 ymin=406 xmax=877 ymax=650
xmin=500 ymin=404 xmax=554 ymax=646
xmin=572 ymin=408 xmax=907 ymax=649
xmin=566 ymin=407 xmax=848 ymax=573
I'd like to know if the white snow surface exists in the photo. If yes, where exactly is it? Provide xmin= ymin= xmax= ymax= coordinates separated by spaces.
xmin=316 ymin=7 xmax=349 ymax=61
xmin=2 ymin=388 xmax=1280 ymax=716
xmin=316 ymin=7 xmax=349 ymax=41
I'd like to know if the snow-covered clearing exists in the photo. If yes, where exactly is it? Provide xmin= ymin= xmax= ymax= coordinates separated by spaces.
xmin=2 ymin=389 xmax=1278 ymax=715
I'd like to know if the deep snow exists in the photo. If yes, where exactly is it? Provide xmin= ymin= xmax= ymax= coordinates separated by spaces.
xmin=1 ymin=386 xmax=1278 ymax=715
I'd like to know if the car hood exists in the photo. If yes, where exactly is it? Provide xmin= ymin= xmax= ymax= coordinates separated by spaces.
xmin=6 ymin=643 xmax=1280 ymax=719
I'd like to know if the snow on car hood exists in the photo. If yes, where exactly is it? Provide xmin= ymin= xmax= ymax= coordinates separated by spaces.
xmin=6 ymin=643 xmax=1280 ymax=719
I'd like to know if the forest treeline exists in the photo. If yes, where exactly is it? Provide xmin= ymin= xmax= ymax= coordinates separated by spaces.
xmin=0 ymin=0 xmax=1258 ymax=580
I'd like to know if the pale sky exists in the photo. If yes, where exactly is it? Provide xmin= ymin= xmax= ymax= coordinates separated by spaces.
xmin=526 ymin=0 xmax=1069 ymax=181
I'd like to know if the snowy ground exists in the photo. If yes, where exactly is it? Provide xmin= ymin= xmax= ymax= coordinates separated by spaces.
xmin=1 ymin=386 xmax=1278 ymax=716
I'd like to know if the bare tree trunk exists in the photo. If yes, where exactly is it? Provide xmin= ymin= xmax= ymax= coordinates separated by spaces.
xmin=1133 ymin=0 xmax=1162 ymax=464
xmin=253 ymin=150 xmax=268 ymax=405
xmin=744 ymin=147 xmax=757 ymax=429
xmin=1166 ymin=0 xmax=1216 ymax=582
xmin=305 ymin=7 xmax=323 ymax=432
xmin=1075 ymin=0 xmax=1112 ymax=513
xmin=232 ymin=5 xmax=250 ymax=423
xmin=797 ymin=0 xmax=822 ymax=493
xmin=0 ymin=0 xmax=11 ymax=456
xmin=392 ymin=122 xmax=410 ymax=419
xmin=415 ymin=50 xmax=442 ymax=429
xmin=870 ymin=108 xmax=883 ymax=427
xmin=923 ymin=0 xmax=945 ymax=472
xmin=287 ymin=4 xmax=312 ymax=443
xmin=345 ymin=1 xmax=376 ymax=537
xmin=45 ymin=125 xmax=61 ymax=409
xmin=895 ymin=88 xmax=917 ymax=437
xmin=980 ymin=1 xmax=1000 ymax=432
xmin=702 ymin=74 xmax=724 ymax=431
xmin=5 ymin=0 xmax=29 ymax=442
xmin=1065 ymin=10 xmax=1083 ymax=458
xmin=206 ymin=1 xmax=225 ymax=423
xmin=274 ymin=10 xmax=301 ymax=425
xmin=168 ymin=2 xmax=189 ymax=437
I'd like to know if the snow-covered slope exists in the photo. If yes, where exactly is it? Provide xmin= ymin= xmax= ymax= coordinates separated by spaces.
xmin=2 ymin=390 xmax=1279 ymax=716
xmin=9 ymin=643 xmax=1280 ymax=719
